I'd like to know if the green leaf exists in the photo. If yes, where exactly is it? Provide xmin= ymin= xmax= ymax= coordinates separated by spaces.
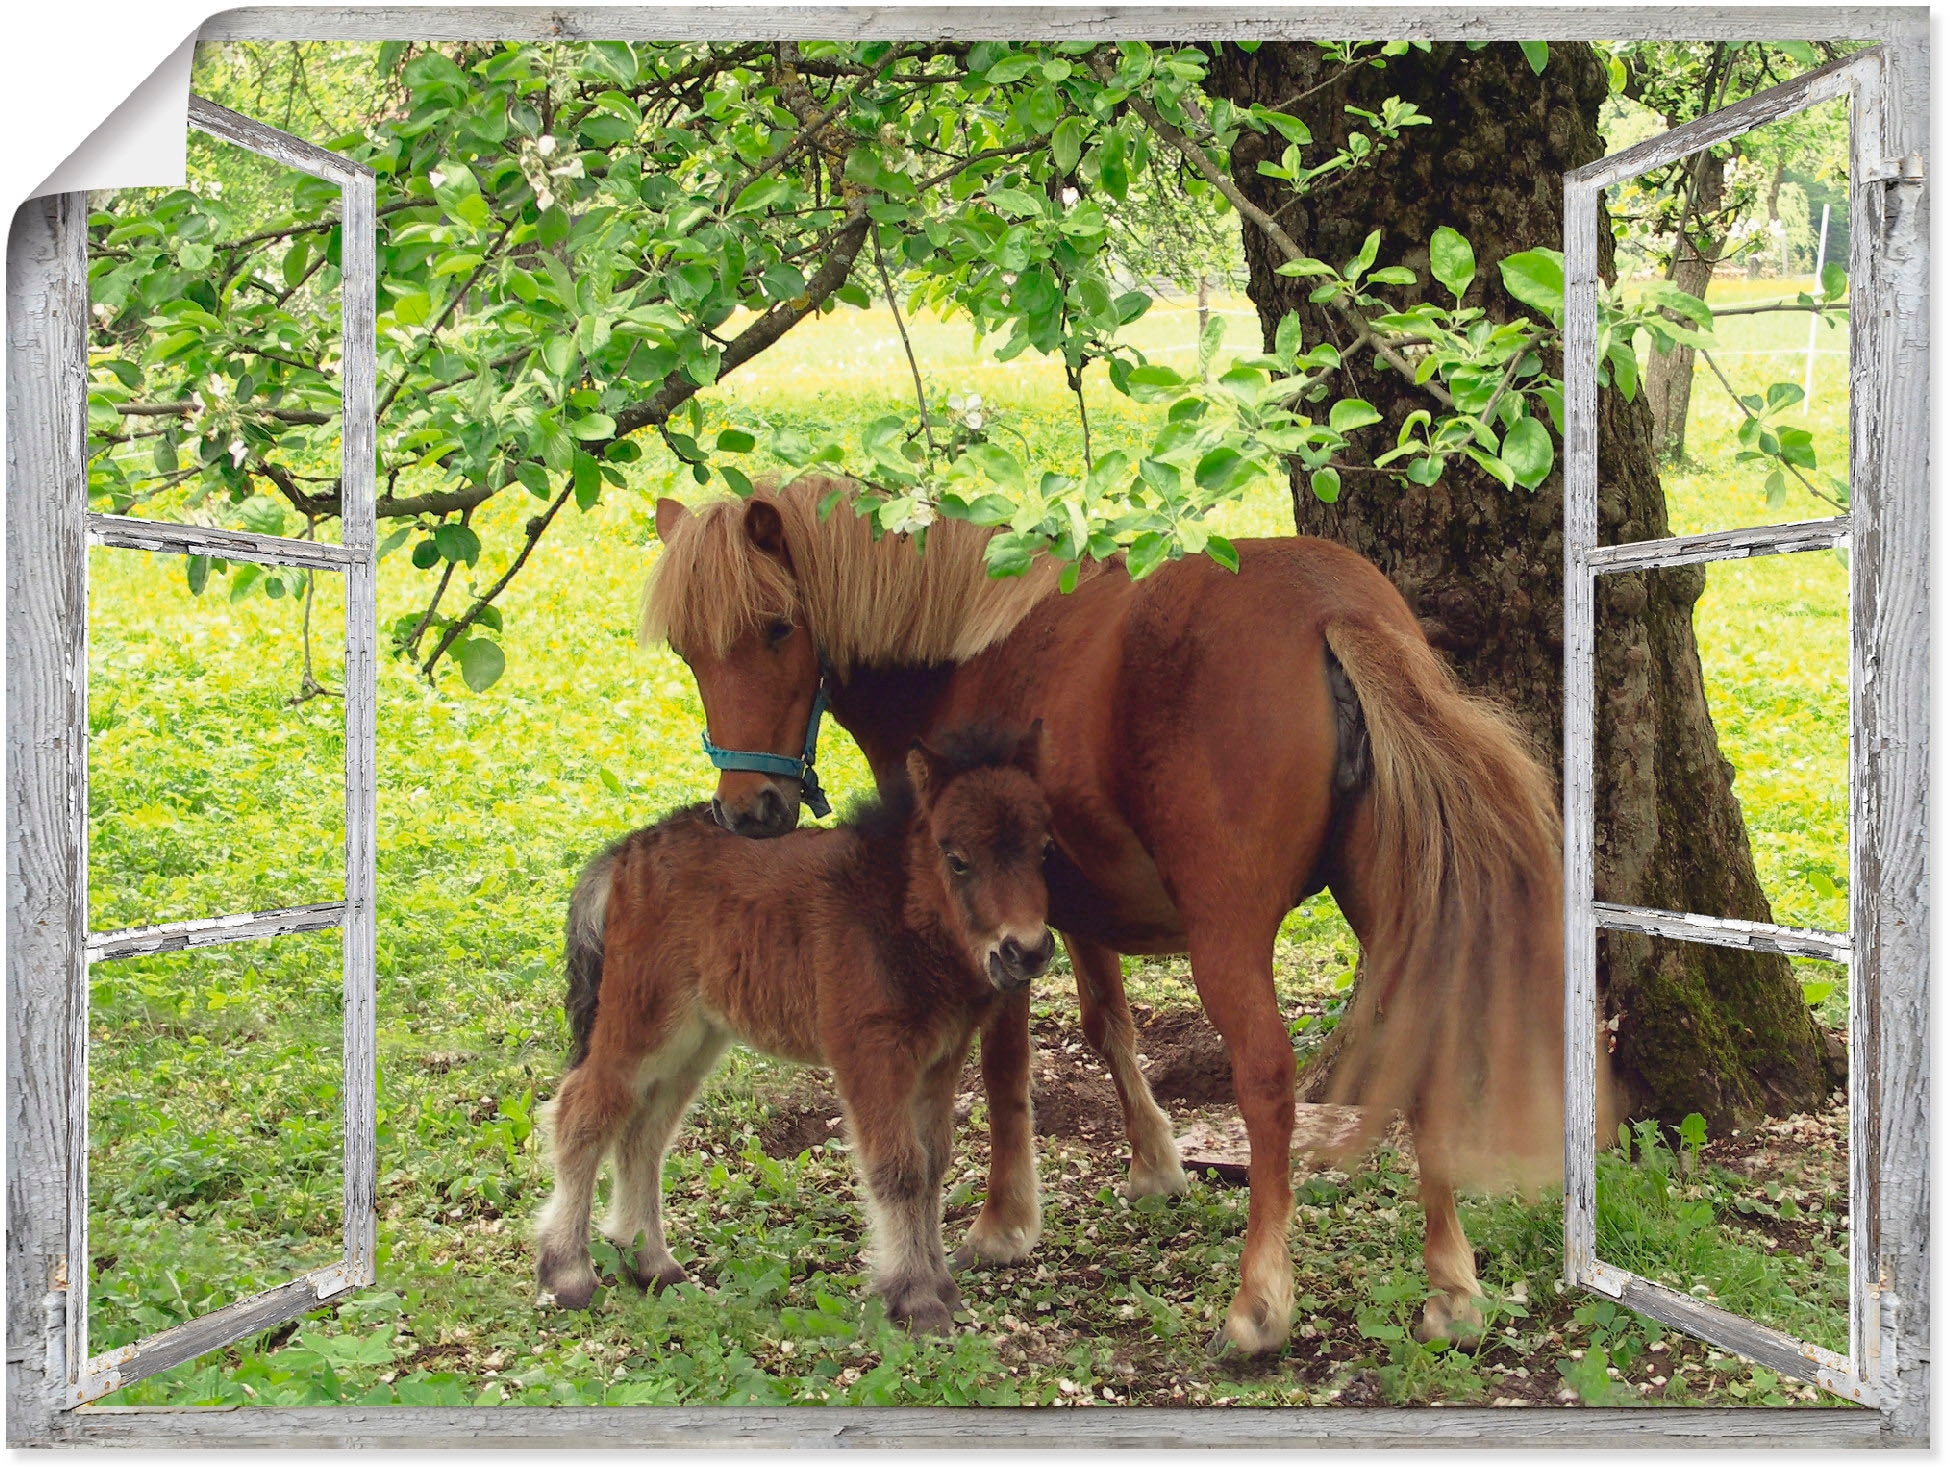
xmin=1051 ymin=116 xmax=1085 ymax=175
xmin=1344 ymin=229 xmax=1382 ymax=281
xmin=1274 ymin=311 xmax=1302 ymax=364
xmin=1765 ymin=381 xmax=1805 ymax=413
xmin=716 ymin=428 xmax=756 ymax=454
xmin=185 ymin=554 xmax=210 ymax=596
xmin=570 ymin=413 xmax=616 ymax=441
xmin=1310 ymin=467 xmax=1341 ymax=504
xmin=1328 ymin=398 xmax=1382 ymax=435
xmin=1519 ymin=40 xmax=1549 ymax=74
xmin=433 ymin=523 xmax=482 ymax=565
xmin=1821 ymin=261 xmax=1847 ymax=301
xmin=457 ymin=637 xmax=506 ymax=693
xmin=1499 ymin=249 xmax=1565 ymax=318
xmin=1194 ymin=446 xmax=1245 ymax=493
xmin=598 ymin=765 xmax=624 ymax=795
xmin=1205 ymin=535 xmax=1240 ymax=572
xmin=1429 ymin=225 xmax=1476 ymax=301
xmin=1500 ymin=414 xmax=1554 ymax=489
xmin=572 ymin=450 xmax=602 ymax=509
xmin=1274 ymin=256 xmax=1340 ymax=280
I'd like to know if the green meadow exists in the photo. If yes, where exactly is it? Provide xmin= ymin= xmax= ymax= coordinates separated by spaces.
xmin=83 ymin=279 xmax=1853 ymax=1409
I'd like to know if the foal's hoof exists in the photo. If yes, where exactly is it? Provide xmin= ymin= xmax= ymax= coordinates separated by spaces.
xmin=934 ymin=1276 xmax=965 ymax=1316
xmin=885 ymin=1280 xmax=957 ymax=1337
xmin=1416 ymin=1293 xmax=1484 ymax=1348
xmin=624 ymin=1259 xmax=690 ymax=1295
xmin=535 ymin=1261 xmax=600 ymax=1312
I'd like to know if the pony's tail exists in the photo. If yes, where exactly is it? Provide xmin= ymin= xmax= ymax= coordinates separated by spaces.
xmin=562 ymin=844 xmax=619 ymax=1071
xmin=1321 ymin=618 xmax=1574 ymax=1193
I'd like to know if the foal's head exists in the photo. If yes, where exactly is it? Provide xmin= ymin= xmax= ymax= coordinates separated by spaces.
xmin=905 ymin=724 xmax=1056 ymax=992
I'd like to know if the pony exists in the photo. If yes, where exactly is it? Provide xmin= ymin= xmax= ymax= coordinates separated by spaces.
xmin=534 ymin=722 xmax=1055 ymax=1334
xmin=641 ymin=475 xmax=1567 ymax=1355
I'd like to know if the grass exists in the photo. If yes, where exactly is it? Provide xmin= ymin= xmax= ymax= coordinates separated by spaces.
xmin=82 ymin=279 xmax=1853 ymax=1410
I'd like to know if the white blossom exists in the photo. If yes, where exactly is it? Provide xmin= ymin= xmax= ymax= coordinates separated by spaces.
xmin=227 ymin=439 xmax=248 ymax=468
xmin=535 ymin=134 xmax=558 ymax=157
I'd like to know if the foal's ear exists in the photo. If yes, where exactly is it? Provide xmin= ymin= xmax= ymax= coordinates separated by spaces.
xmin=653 ymin=497 xmax=688 ymax=542
xmin=906 ymin=738 xmax=947 ymax=804
xmin=744 ymin=499 xmax=788 ymax=562
xmin=1012 ymin=719 xmax=1044 ymax=779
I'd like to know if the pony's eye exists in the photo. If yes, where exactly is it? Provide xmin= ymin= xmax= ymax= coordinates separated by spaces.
xmin=765 ymin=620 xmax=793 ymax=646
xmin=944 ymin=850 xmax=971 ymax=876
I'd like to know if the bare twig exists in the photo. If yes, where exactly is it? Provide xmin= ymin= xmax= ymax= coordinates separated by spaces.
xmin=873 ymin=232 xmax=935 ymax=461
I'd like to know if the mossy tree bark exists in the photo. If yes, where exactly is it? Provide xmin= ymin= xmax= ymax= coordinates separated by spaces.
xmin=1206 ymin=40 xmax=1830 ymax=1128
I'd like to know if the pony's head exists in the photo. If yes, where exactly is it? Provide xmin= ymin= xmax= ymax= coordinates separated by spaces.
xmin=906 ymin=723 xmax=1055 ymax=992
xmin=641 ymin=478 xmax=1072 ymax=839
xmin=644 ymin=495 xmax=822 ymax=837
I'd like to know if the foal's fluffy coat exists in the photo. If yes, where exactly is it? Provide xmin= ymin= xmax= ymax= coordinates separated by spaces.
xmin=534 ymin=725 xmax=1053 ymax=1330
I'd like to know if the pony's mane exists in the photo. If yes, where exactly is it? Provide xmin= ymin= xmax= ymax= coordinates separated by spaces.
xmin=639 ymin=475 xmax=1085 ymax=672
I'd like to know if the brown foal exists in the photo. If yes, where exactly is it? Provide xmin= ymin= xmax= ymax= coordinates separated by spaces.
xmin=534 ymin=724 xmax=1055 ymax=1332
xmin=641 ymin=477 xmax=1572 ymax=1356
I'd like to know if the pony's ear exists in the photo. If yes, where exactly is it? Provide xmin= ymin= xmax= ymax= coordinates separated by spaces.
xmin=1012 ymin=720 xmax=1044 ymax=779
xmin=906 ymin=738 xmax=946 ymax=805
xmin=653 ymin=497 xmax=688 ymax=542
xmin=744 ymin=499 xmax=788 ymax=562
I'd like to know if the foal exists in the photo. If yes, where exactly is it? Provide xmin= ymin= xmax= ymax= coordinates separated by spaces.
xmin=534 ymin=724 xmax=1055 ymax=1332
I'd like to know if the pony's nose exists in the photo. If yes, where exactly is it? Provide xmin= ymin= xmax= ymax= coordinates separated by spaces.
xmin=717 ymin=785 xmax=796 ymax=838
xmin=750 ymin=785 xmax=788 ymax=833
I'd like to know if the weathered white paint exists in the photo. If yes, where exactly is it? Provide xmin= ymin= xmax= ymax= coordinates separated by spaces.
xmin=86 ymin=901 xmax=347 ymax=963
xmin=1564 ymin=41 xmax=1925 ymax=1437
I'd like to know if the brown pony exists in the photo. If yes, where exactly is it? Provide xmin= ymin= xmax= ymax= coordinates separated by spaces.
xmin=534 ymin=723 xmax=1055 ymax=1332
xmin=641 ymin=476 xmax=1566 ymax=1355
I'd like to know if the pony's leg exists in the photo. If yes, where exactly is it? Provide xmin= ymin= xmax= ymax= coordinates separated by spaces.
xmin=1329 ymin=828 xmax=1486 ymax=1346
xmin=953 ymin=987 xmax=1041 ymax=1268
xmin=1067 ymin=934 xmax=1186 ymax=1198
xmin=1185 ymin=921 xmax=1297 ymax=1356
xmin=534 ymin=1060 xmax=635 ymax=1310
xmin=603 ymin=1029 xmax=728 ymax=1293
xmin=1410 ymin=1126 xmax=1484 ymax=1345
xmin=839 ymin=1055 xmax=954 ymax=1334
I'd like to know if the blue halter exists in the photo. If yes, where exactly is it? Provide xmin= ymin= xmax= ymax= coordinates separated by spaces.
xmin=699 ymin=679 xmax=832 ymax=819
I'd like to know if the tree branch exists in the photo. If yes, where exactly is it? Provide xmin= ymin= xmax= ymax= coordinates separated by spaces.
xmin=420 ymin=480 xmax=576 ymax=678
xmin=1098 ymin=53 xmax=1451 ymax=408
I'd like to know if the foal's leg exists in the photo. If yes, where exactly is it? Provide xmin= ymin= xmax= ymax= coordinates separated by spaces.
xmin=604 ymin=1028 xmax=729 ymax=1293
xmin=913 ymin=1048 xmax=970 ymax=1315
xmin=954 ymin=988 xmax=1041 ymax=1268
xmin=535 ymin=1060 xmax=636 ymax=1309
xmin=1067 ymin=934 xmax=1186 ymax=1198
xmin=1185 ymin=920 xmax=1297 ymax=1356
xmin=838 ymin=1054 xmax=955 ymax=1334
xmin=1409 ymin=1123 xmax=1484 ymax=1345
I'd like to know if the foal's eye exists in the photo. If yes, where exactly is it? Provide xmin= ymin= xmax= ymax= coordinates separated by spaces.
xmin=943 ymin=850 xmax=971 ymax=876
xmin=765 ymin=620 xmax=793 ymax=647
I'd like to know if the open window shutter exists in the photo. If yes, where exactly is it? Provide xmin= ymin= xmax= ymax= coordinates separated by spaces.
xmin=1561 ymin=47 xmax=1906 ymax=1411
xmin=57 ymin=96 xmax=377 ymax=1408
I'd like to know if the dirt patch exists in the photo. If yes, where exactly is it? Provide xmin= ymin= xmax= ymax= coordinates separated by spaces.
xmin=755 ymin=1003 xmax=1237 ymax=1159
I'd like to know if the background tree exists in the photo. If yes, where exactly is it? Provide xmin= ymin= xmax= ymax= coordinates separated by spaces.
xmin=1205 ymin=39 xmax=1831 ymax=1125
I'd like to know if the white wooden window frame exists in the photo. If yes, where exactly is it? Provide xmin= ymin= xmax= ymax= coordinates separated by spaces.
xmin=1561 ymin=45 xmax=1916 ymax=1413
xmin=6 ymin=5 xmax=1927 ymax=1450
xmin=7 ymin=97 xmax=379 ymax=1415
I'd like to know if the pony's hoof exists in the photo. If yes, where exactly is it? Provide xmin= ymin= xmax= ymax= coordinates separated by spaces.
xmin=1124 ymin=1156 xmax=1190 ymax=1200
xmin=934 ymin=1276 xmax=965 ymax=1315
xmin=1207 ymin=1296 xmax=1292 ymax=1357
xmin=952 ymin=1213 xmax=1040 ymax=1269
xmin=1416 ymin=1293 xmax=1484 ymax=1348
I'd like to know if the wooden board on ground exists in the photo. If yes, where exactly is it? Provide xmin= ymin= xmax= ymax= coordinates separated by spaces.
xmin=1176 ymin=1105 xmax=1375 ymax=1183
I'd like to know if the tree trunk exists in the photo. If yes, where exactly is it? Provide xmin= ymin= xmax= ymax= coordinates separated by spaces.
xmin=1206 ymin=41 xmax=1830 ymax=1129
xmin=1641 ymin=148 xmax=1728 ymax=459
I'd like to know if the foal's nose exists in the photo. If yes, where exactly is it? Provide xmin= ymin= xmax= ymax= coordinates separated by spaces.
xmin=998 ymin=931 xmax=1056 ymax=981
